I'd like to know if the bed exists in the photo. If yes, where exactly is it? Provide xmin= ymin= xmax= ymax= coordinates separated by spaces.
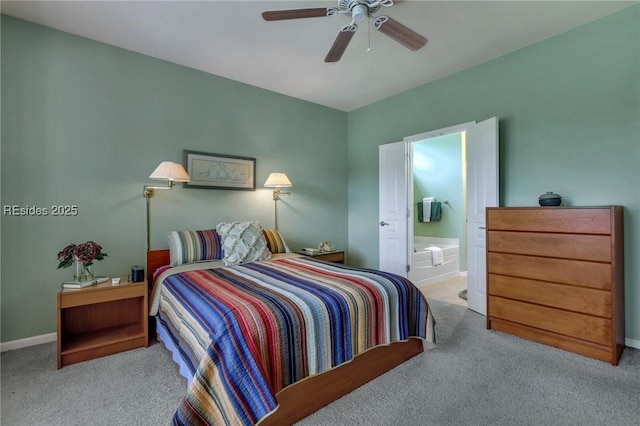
xmin=147 ymin=225 xmax=435 ymax=425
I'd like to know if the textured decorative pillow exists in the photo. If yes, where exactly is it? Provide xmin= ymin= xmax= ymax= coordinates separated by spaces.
xmin=262 ymin=229 xmax=291 ymax=254
xmin=166 ymin=229 xmax=224 ymax=267
xmin=216 ymin=221 xmax=271 ymax=266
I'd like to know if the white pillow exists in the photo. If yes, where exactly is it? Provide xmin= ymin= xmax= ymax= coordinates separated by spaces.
xmin=215 ymin=221 xmax=271 ymax=266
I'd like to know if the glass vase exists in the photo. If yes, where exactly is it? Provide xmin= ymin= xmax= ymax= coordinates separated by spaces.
xmin=74 ymin=262 xmax=94 ymax=282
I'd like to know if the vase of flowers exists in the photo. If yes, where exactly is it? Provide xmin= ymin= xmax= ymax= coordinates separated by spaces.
xmin=57 ymin=241 xmax=108 ymax=282
xmin=74 ymin=261 xmax=94 ymax=282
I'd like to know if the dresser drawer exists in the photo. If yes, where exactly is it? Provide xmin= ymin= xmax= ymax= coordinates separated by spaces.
xmin=487 ymin=231 xmax=611 ymax=262
xmin=487 ymin=252 xmax=611 ymax=290
xmin=487 ymin=208 xmax=612 ymax=234
xmin=489 ymin=296 xmax=611 ymax=345
xmin=488 ymin=274 xmax=611 ymax=317
xmin=59 ymin=284 xmax=145 ymax=308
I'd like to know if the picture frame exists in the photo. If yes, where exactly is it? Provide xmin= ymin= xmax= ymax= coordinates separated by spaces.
xmin=183 ymin=150 xmax=256 ymax=191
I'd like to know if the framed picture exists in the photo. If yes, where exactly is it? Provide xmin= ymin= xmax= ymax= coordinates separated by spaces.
xmin=183 ymin=150 xmax=256 ymax=191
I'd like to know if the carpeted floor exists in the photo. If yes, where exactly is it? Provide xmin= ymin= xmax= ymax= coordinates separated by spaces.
xmin=2 ymin=278 xmax=639 ymax=425
xmin=298 ymin=298 xmax=640 ymax=426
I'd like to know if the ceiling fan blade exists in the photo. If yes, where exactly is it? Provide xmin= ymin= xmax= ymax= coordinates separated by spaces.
xmin=325 ymin=24 xmax=358 ymax=63
xmin=372 ymin=16 xmax=427 ymax=51
xmin=262 ymin=8 xmax=334 ymax=21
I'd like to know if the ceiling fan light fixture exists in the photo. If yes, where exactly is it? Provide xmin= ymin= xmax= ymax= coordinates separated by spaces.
xmin=262 ymin=0 xmax=426 ymax=62
xmin=351 ymin=4 xmax=369 ymax=22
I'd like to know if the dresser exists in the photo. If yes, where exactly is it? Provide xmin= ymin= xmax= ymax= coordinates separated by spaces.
xmin=486 ymin=206 xmax=624 ymax=365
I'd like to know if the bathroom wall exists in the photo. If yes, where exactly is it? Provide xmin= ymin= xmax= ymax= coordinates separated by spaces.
xmin=412 ymin=133 xmax=466 ymax=269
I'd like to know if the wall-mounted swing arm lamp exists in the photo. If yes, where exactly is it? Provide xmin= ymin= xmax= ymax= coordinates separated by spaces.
xmin=264 ymin=172 xmax=292 ymax=200
xmin=143 ymin=161 xmax=190 ymax=250
xmin=264 ymin=172 xmax=292 ymax=230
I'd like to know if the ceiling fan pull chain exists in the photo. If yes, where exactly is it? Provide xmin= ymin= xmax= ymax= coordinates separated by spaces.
xmin=367 ymin=17 xmax=372 ymax=52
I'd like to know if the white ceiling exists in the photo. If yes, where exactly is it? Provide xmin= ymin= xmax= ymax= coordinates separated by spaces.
xmin=2 ymin=1 xmax=636 ymax=111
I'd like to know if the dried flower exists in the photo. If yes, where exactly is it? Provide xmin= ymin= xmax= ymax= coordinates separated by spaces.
xmin=57 ymin=244 xmax=76 ymax=268
xmin=57 ymin=241 xmax=107 ymax=269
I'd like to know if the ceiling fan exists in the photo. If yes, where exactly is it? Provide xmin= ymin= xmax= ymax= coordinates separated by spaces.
xmin=262 ymin=0 xmax=427 ymax=62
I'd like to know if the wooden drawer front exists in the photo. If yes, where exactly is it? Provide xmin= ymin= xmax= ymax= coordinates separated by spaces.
xmin=489 ymin=319 xmax=614 ymax=364
xmin=488 ymin=274 xmax=611 ymax=317
xmin=489 ymin=296 xmax=611 ymax=345
xmin=488 ymin=231 xmax=611 ymax=262
xmin=487 ymin=208 xmax=611 ymax=234
xmin=487 ymin=253 xmax=611 ymax=290
xmin=316 ymin=252 xmax=344 ymax=263
xmin=60 ymin=285 xmax=144 ymax=308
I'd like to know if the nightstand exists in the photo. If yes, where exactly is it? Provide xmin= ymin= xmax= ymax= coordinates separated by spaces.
xmin=57 ymin=278 xmax=148 ymax=368
xmin=296 ymin=250 xmax=345 ymax=264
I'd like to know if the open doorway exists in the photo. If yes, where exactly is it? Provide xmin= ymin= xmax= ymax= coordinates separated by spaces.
xmin=409 ymin=133 xmax=468 ymax=305
xmin=379 ymin=117 xmax=498 ymax=315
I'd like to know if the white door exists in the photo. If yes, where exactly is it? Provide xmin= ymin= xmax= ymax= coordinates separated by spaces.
xmin=465 ymin=117 xmax=499 ymax=315
xmin=379 ymin=118 xmax=498 ymax=315
xmin=378 ymin=142 xmax=409 ymax=277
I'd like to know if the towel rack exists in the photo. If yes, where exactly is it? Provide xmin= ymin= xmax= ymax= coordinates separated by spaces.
xmin=415 ymin=200 xmax=449 ymax=205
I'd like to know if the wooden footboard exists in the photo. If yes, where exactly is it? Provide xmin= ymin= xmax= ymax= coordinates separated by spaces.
xmin=259 ymin=338 xmax=424 ymax=425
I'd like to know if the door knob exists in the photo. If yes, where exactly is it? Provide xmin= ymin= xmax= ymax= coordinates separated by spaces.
xmin=380 ymin=221 xmax=390 ymax=226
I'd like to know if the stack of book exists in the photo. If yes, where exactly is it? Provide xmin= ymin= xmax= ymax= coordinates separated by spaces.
xmin=62 ymin=276 xmax=109 ymax=289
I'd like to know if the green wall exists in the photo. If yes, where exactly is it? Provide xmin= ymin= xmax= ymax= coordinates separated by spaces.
xmin=347 ymin=6 xmax=640 ymax=342
xmin=2 ymin=6 xmax=639 ymax=346
xmin=1 ymin=15 xmax=348 ymax=342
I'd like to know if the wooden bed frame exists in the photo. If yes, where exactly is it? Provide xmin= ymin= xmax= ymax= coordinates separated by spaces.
xmin=147 ymin=249 xmax=424 ymax=425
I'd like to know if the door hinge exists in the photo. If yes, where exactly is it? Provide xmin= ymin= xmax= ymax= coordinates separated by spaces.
xmin=406 ymin=264 xmax=410 ymax=273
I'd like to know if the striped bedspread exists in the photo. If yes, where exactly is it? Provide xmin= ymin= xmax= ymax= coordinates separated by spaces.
xmin=153 ymin=257 xmax=435 ymax=425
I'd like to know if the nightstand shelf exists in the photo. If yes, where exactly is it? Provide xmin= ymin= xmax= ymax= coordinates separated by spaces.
xmin=61 ymin=323 xmax=145 ymax=353
xmin=57 ymin=278 xmax=148 ymax=368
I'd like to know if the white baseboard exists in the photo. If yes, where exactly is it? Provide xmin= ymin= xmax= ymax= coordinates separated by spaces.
xmin=0 ymin=332 xmax=56 ymax=352
xmin=625 ymin=337 xmax=640 ymax=349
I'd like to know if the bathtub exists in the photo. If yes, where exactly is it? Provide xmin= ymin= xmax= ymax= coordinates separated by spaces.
xmin=409 ymin=237 xmax=460 ymax=286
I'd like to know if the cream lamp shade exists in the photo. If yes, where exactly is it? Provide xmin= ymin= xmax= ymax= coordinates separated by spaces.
xmin=264 ymin=172 xmax=292 ymax=188
xmin=149 ymin=161 xmax=191 ymax=182
xmin=264 ymin=172 xmax=292 ymax=230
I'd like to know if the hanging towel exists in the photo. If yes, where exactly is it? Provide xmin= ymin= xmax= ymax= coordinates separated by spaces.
xmin=417 ymin=202 xmax=425 ymax=222
xmin=430 ymin=201 xmax=442 ymax=222
xmin=427 ymin=246 xmax=444 ymax=266
xmin=421 ymin=197 xmax=435 ymax=223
